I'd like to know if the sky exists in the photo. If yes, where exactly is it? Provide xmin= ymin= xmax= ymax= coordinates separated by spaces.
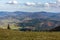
xmin=0 ymin=0 xmax=60 ymax=12
xmin=0 ymin=0 xmax=56 ymax=3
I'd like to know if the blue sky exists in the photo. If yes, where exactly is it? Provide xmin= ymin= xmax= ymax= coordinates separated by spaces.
xmin=0 ymin=0 xmax=60 ymax=12
xmin=0 ymin=0 xmax=56 ymax=3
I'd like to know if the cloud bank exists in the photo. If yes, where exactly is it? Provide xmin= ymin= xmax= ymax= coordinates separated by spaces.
xmin=6 ymin=0 xmax=60 ymax=8
xmin=4 ymin=0 xmax=60 ymax=12
xmin=23 ymin=0 xmax=60 ymax=8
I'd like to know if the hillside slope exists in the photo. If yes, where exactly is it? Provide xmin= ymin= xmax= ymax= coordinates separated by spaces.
xmin=50 ymin=26 xmax=60 ymax=31
xmin=0 ymin=29 xmax=60 ymax=40
xmin=0 ymin=11 xmax=60 ymax=31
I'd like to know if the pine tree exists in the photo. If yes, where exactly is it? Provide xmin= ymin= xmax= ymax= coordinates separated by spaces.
xmin=7 ymin=24 xmax=10 ymax=29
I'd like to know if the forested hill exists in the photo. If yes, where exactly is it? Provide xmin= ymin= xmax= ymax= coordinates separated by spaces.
xmin=0 ymin=11 xmax=60 ymax=31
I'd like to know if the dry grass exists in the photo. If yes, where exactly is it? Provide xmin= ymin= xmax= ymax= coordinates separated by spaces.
xmin=0 ymin=29 xmax=60 ymax=40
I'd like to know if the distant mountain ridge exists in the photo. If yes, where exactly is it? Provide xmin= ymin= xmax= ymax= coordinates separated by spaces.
xmin=0 ymin=11 xmax=59 ymax=20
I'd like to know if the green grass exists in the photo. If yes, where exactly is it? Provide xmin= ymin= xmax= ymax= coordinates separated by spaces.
xmin=0 ymin=29 xmax=60 ymax=40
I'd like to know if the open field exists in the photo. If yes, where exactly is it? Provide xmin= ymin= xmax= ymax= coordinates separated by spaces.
xmin=0 ymin=29 xmax=60 ymax=40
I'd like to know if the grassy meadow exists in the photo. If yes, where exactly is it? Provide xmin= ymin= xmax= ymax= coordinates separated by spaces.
xmin=0 ymin=29 xmax=60 ymax=40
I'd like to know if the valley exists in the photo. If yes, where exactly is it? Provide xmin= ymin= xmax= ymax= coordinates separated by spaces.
xmin=0 ymin=11 xmax=60 ymax=31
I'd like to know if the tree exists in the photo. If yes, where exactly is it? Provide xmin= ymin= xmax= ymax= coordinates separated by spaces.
xmin=7 ymin=24 xmax=10 ymax=29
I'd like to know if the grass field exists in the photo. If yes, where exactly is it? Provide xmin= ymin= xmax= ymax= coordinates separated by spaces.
xmin=0 ymin=29 xmax=60 ymax=40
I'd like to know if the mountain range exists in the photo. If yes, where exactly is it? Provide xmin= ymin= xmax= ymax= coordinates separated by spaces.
xmin=0 ymin=11 xmax=60 ymax=31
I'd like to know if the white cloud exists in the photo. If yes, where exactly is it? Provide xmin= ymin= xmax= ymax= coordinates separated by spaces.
xmin=44 ymin=3 xmax=50 ymax=7
xmin=6 ymin=0 xmax=18 ymax=4
xmin=24 ymin=2 xmax=50 ymax=8
xmin=57 ymin=0 xmax=60 ymax=2
xmin=36 ymin=2 xmax=58 ymax=8
xmin=24 ymin=2 xmax=60 ymax=9
xmin=56 ymin=0 xmax=60 ymax=6
xmin=24 ymin=2 xmax=36 ymax=6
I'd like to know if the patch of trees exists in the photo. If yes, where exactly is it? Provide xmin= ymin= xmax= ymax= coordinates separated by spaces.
xmin=50 ymin=26 xmax=60 ymax=31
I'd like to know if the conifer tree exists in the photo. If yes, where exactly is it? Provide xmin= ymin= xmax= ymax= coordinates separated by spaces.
xmin=7 ymin=24 xmax=10 ymax=29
